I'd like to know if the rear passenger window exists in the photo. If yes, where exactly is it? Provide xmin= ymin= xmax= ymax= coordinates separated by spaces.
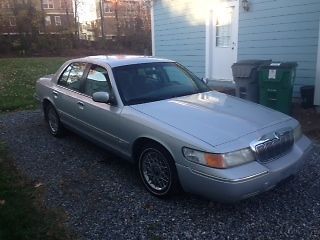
xmin=58 ymin=63 xmax=86 ymax=91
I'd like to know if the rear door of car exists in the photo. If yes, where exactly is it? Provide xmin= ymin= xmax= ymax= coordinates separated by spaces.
xmin=75 ymin=63 xmax=124 ymax=152
xmin=52 ymin=62 xmax=88 ymax=131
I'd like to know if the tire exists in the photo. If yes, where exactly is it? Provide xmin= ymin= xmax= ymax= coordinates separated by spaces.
xmin=138 ymin=143 xmax=180 ymax=197
xmin=45 ymin=104 xmax=64 ymax=137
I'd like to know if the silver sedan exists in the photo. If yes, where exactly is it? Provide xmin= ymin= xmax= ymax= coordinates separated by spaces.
xmin=35 ymin=55 xmax=312 ymax=202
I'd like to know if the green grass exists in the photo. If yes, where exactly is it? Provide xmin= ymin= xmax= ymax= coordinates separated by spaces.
xmin=0 ymin=58 xmax=67 ymax=112
xmin=0 ymin=142 xmax=74 ymax=240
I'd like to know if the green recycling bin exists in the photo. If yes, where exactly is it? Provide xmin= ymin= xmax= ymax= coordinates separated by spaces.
xmin=259 ymin=62 xmax=298 ymax=115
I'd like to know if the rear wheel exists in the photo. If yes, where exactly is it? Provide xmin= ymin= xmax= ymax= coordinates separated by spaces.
xmin=138 ymin=143 xmax=180 ymax=197
xmin=45 ymin=104 xmax=64 ymax=137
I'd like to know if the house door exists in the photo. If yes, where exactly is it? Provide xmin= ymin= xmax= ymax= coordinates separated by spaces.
xmin=207 ymin=1 xmax=239 ymax=81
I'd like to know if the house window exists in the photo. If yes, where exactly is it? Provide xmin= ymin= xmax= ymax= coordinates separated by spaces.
xmin=55 ymin=16 xmax=61 ymax=26
xmin=45 ymin=16 xmax=51 ymax=26
xmin=42 ymin=0 xmax=54 ymax=9
xmin=215 ymin=7 xmax=233 ymax=47
xmin=104 ymin=1 xmax=113 ymax=13
xmin=9 ymin=16 xmax=16 ymax=26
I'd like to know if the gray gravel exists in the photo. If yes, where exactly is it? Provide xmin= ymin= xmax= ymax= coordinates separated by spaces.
xmin=0 ymin=110 xmax=320 ymax=240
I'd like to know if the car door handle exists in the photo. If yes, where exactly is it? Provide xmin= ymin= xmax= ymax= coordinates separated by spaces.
xmin=77 ymin=101 xmax=84 ymax=109
xmin=52 ymin=91 xmax=59 ymax=98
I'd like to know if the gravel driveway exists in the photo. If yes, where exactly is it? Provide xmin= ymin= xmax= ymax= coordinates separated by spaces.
xmin=1 ymin=110 xmax=320 ymax=240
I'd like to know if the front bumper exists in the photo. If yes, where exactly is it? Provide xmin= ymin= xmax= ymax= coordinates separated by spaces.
xmin=176 ymin=136 xmax=313 ymax=202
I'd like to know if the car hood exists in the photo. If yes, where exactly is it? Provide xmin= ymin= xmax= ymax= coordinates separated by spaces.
xmin=131 ymin=91 xmax=291 ymax=146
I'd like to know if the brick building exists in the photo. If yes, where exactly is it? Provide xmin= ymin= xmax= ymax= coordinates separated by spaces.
xmin=93 ymin=0 xmax=151 ymax=40
xmin=0 ymin=0 xmax=74 ymax=34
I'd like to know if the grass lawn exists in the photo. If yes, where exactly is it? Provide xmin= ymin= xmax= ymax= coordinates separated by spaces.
xmin=0 ymin=58 xmax=73 ymax=239
xmin=0 ymin=58 xmax=67 ymax=112
xmin=0 ymin=142 xmax=74 ymax=240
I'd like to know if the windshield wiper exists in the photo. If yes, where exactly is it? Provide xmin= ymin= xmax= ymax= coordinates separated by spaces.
xmin=126 ymin=96 xmax=161 ymax=105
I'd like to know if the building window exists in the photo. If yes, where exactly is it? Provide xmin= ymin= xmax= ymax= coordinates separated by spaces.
xmin=55 ymin=16 xmax=61 ymax=26
xmin=60 ymin=0 xmax=68 ymax=9
xmin=104 ymin=1 xmax=113 ymax=13
xmin=45 ymin=16 xmax=51 ymax=26
xmin=1 ymin=0 xmax=10 ymax=8
xmin=9 ymin=16 xmax=16 ymax=26
xmin=42 ymin=0 xmax=54 ymax=9
xmin=126 ymin=1 xmax=137 ymax=15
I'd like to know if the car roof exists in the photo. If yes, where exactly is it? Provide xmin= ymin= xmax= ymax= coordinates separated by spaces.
xmin=74 ymin=55 xmax=175 ymax=68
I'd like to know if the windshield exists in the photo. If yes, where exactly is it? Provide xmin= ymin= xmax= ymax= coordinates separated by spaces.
xmin=112 ymin=62 xmax=210 ymax=105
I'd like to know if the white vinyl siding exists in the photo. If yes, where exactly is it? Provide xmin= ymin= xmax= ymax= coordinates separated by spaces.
xmin=153 ymin=0 xmax=206 ymax=78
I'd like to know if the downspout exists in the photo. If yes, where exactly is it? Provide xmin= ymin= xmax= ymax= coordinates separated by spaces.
xmin=151 ymin=0 xmax=155 ymax=56
xmin=205 ymin=9 xmax=214 ymax=80
xmin=315 ymin=19 xmax=320 ymax=109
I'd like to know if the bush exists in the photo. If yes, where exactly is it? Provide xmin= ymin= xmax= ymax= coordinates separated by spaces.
xmin=0 ymin=33 xmax=152 ymax=57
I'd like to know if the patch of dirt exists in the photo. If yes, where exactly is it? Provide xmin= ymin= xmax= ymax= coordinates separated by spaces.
xmin=292 ymin=104 xmax=320 ymax=143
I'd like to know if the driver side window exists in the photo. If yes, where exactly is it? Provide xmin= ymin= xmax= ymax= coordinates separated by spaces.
xmin=83 ymin=65 xmax=111 ymax=97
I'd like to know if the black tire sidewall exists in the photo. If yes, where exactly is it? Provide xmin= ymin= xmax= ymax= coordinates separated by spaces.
xmin=138 ymin=143 xmax=177 ymax=197
xmin=45 ymin=104 xmax=63 ymax=137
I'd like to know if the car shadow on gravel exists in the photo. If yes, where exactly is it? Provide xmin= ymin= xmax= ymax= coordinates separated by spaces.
xmin=1 ymin=110 xmax=320 ymax=240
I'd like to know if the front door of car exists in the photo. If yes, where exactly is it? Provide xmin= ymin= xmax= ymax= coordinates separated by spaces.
xmin=52 ymin=62 xmax=87 ymax=131
xmin=76 ymin=64 xmax=122 ymax=151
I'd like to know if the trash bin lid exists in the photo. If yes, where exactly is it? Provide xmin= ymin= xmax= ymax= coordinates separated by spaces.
xmin=232 ymin=60 xmax=271 ymax=78
xmin=260 ymin=62 xmax=298 ymax=69
xmin=233 ymin=59 xmax=272 ymax=66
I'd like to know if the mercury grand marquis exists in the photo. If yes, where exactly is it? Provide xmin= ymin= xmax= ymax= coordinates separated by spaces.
xmin=35 ymin=55 xmax=312 ymax=202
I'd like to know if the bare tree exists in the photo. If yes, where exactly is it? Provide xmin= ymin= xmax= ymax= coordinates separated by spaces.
xmin=73 ymin=0 xmax=82 ymax=40
xmin=1 ymin=0 xmax=42 ymax=54
xmin=113 ymin=0 xmax=120 ymax=39
xmin=98 ymin=0 xmax=105 ymax=39
xmin=11 ymin=1 xmax=41 ymax=36
xmin=119 ymin=0 xmax=151 ymax=52
xmin=61 ymin=0 xmax=71 ymax=30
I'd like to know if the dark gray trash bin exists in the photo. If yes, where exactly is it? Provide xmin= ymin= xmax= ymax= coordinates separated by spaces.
xmin=300 ymin=85 xmax=315 ymax=109
xmin=232 ymin=60 xmax=271 ymax=102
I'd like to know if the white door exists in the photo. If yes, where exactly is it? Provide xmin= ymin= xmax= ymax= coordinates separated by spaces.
xmin=206 ymin=1 xmax=239 ymax=81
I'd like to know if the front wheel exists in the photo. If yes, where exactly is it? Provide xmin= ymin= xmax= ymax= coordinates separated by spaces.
xmin=138 ymin=143 xmax=180 ymax=197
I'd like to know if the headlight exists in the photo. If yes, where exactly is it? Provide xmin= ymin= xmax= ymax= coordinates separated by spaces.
xmin=293 ymin=124 xmax=302 ymax=141
xmin=182 ymin=147 xmax=255 ymax=169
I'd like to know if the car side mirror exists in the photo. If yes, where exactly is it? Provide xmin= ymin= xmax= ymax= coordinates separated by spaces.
xmin=92 ymin=92 xmax=110 ymax=104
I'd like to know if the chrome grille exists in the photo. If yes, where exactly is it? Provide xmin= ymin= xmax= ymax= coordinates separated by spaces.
xmin=251 ymin=128 xmax=294 ymax=163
